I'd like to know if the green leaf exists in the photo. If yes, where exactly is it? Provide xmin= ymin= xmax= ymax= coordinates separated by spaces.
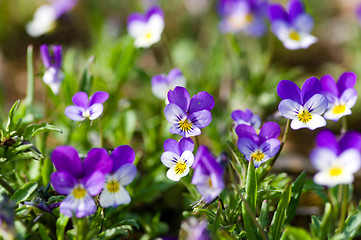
xmin=23 ymin=122 xmax=63 ymax=139
xmin=41 ymin=158 xmax=54 ymax=186
xmin=39 ymin=224 xmax=51 ymax=240
xmin=11 ymin=182 xmax=38 ymax=204
xmin=56 ymin=214 xmax=70 ymax=240
xmin=343 ymin=212 xmax=361 ymax=239
xmin=6 ymin=100 xmax=20 ymax=132
xmin=79 ymin=56 xmax=94 ymax=93
xmin=281 ymin=226 xmax=312 ymax=240
xmin=270 ymin=184 xmax=291 ymax=240
xmin=285 ymin=171 xmax=307 ymax=224
xmin=319 ymin=202 xmax=332 ymax=240
xmin=259 ymin=200 xmax=269 ymax=229
xmin=310 ymin=215 xmax=321 ymax=238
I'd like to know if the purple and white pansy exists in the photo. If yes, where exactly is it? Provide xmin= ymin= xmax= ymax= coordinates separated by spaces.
xmin=161 ymin=138 xmax=194 ymax=181
xmin=151 ymin=68 xmax=186 ymax=101
xmin=164 ymin=86 xmax=215 ymax=138
xmin=40 ymin=44 xmax=64 ymax=95
xmin=100 ymin=145 xmax=137 ymax=208
xmin=236 ymin=122 xmax=281 ymax=168
xmin=320 ymin=72 xmax=358 ymax=121
xmin=65 ymin=91 xmax=109 ymax=121
xmin=191 ymin=146 xmax=225 ymax=203
xmin=277 ymin=77 xmax=328 ymax=130
xmin=50 ymin=146 xmax=112 ymax=218
xmin=127 ymin=6 xmax=164 ymax=48
xmin=310 ymin=130 xmax=361 ymax=187
xmin=218 ymin=0 xmax=268 ymax=36
xmin=268 ymin=0 xmax=317 ymax=50
xmin=231 ymin=108 xmax=261 ymax=129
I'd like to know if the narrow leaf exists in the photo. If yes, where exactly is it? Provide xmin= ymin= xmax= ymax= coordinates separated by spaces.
xmin=11 ymin=182 xmax=38 ymax=204
xmin=270 ymin=184 xmax=291 ymax=240
xmin=285 ymin=171 xmax=307 ymax=224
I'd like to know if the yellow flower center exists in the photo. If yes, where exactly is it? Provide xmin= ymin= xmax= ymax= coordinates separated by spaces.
xmin=298 ymin=109 xmax=312 ymax=123
xmin=178 ymin=119 xmax=193 ymax=132
xmin=72 ymin=186 xmax=86 ymax=199
xmin=207 ymin=177 xmax=213 ymax=188
xmin=175 ymin=161 xmax=187 ymax=174
xmin=106 ymin=179 xmax=120 ymax=193
xmin=251 ymin=150 xmax=265 ymax=162
xmin=333 ymin=105 xmax=346 ymax=115
xmin=329 ymin=167 xmax=343 ymax=177
xmin=145 ymin=32 xmax=152 ymax=39
xmin=228 ymin=13 xmax=253 ymax=29
xmin=289 ymin=31 xmax=300 ymax=41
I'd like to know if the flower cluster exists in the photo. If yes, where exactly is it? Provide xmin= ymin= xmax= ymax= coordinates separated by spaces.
xmin=310 ymin=130 xmax=361 ymax=187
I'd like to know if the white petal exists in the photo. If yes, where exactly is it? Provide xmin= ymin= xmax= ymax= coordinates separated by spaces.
xmin=310 ymin=148 xmax=337 ymax=170
xmin=181 ymin=150 xmax=194 ymax=167
xmin=147 ymin=14 xmax=164 ymax=37
xmin=313 ymin=170 xmax=353 ymax=187
xmin=152 ymin=82 xmax=170 ymax=100
xmin=128 ymin=20 xmax=147 ymax=38
xmin=278 ymin=99 xmax=302 ymax=119
xmin=114 ymin=164 xmax=137 ymax=186
xmin=323 ymin=107 xmax=351 ymax=121
xmin=161 ymin=151 xmax=179 ymax=168
xmin=88 ymin=103 xmax=104 ymax=120
xmin=304 ymin=94 xmax=327 ymax=115
xmin=290 ymin=118 xmax=308 ymax=130
xmin=339 ymin=149 xmax=361 ymax=173
xmin=99 ymin=188 xmax=116 ymax=208
xmin=26 ymin=5 xmax=57 ymax=37
xmin=306 ymin=114 xmax=326 ymax=130
xmin=166 ymin=167 xmax=190 ymax=181
xmin=113 ymin=186 xmax=131 ymax=205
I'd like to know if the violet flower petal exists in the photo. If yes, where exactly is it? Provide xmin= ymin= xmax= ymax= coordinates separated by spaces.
xmin=320 ymin=74 xmax=338 ymax=96
xmin=167 ymin=68 xmax=183 ymax=82
xmin=237 ymin=137 xmax=258 ymax=160
xmin=341 ymin=88 xmax=358 ymax=108
xmin=188 ymin=92 xmax=215 ymax=114
xmin=51 ymin=146 xmax=82 ymax=178
xmin=169 ymin=123 xmax=201 ymax=137
xmin=189 ymin=110 xmax=212 ymax=129
xmin=83 ymin=171 xmax=105 ymax=196
xmin=146 ymin=5 xmax=164 ymax=20
xmin=64 ymin=105 xmax=85 ymax=121
xmin=164 ymin=103 xmax=187 ymax=124
xmin=178 ymin=137 xmax=194 ymax=153
xmin=111 ymin=145 xmax=135 ymax=172
xmin=167 ymin=87 xmax=190 ymax=112
xmin=278 ymin=99 xmax=302 ymax=119
xmin=259 ymin=122 xmax=281 ymax=141
xmin=163 ymin=139 xmax=179 ymax=155
xmin=259 ymin=138 xmax=281 ymax=159
xmin=339 ymin=131 xmax=361 ymax=152
xmin=52 ymin=45 xmax=62 ymax=68
xmin=88 ymin=103 xmax=104 ymax=120
xmin=268 ymin=3 xmax=288 ymax=22
xmin=40 ymin=44 xmax=51 ymax=68
xmin=50 ymin=171 xmax=77 ymax=195
xmin=114 ymin=163 xmax=137 ymax=186
xmin=310 ymin=147 xmax=336 ymax=170
xmin=277 ymin=80 xmax=301 ymax=103
xmin=301 ymin=77 xmax=322 ymax=104
xmin=127 ymin=13 xmax=147 ymax=38
xmin=304 ymin=94 xmax=327 ymax=114
xmin=72 ymin=92 xmax=88 ymax=108
xmin=235 ymin=124 xmax=258 ymax=142
xmin=337 ymin=72 xmax=357 ymax=94
xmin=82 ymin=148 xmax=112 ymax=178
xmin=288 ymin=0 xmax=304 ymax=23
xmin=292 ymin=13 xmax=314 ymax=33
xmin=316 ymin=129 xmax=339 ymax=154
xmin=60 ymin=193 xmax=96 ymax=218
xmin=89 ymin=91 xmax=109 ymax=106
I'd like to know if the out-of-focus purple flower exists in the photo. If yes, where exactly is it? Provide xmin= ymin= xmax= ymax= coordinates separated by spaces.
xmin=65 ymin=91 xmax=109 ymax=121
xmin=152 ymin=68 xmax=186 ymax=101
xmin=218 ymin=0 xmax=268 ymax=36
xmin=127 ymin=6 xmax=164 ymax=48
xmin=161 ymin=138 xmax=194 ymax=181
xmin=236 ymin=122 xmax=280 ymax=167
xmin=357 ymin=4 xmax=361 ymax=25
xmin=191 ymin=146 xmax=225 ymax=203
xmin=40 ymin=44 xmax=64 ymax=95
xmin=100 ymin=145 xmax=137 ymax=208
xmin=268 ymin=0 xmax=317 ymax=50
xmin=180 ymin=217 xmax=211 ymax=240
xmin=0 ymin=194 xmax=15 ymax=240
xmin=310 ymin=129 xmax=361 ymax=186
xmin=50 ymin=146 xmax=112 ymax=218
xmin=231 ymin=108 xmax=261 ymax=129
xmin=277 ymin=77 xmax=328 ymax=130
xmin=320 ymin=72 xmax=358 ymax=121
xmin=164 ymin=87 xmax=215 ymax=137
xmin=26 ymin=0 xmax=77 ymax=37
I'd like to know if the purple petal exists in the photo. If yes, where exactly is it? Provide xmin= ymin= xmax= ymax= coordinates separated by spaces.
xmin=292 ymin=14 xmax=314 ymax=33
xmin=72 ymin=92 xmax=88 ymax=108
xmin=169 ymin=123 xmax=201 ymax=137
xmin=268 ymin=3 xmax=288 ymax=22
xmin=163 ymin=139 xmax=179 ymax=155
xmin=127 ymin=13 xmax=147 ymax=38
xmin=339 ymin=131 xmax=361 ymax=153
xmin=188 ymin=110 xmax=212 ymax=129
xmin=277 ymin=80 xmax=301 ymax=103
xmin=231 ymin=109 xmax=249 ymax=122
xmin=164 ymin=103 xmax=187 ymax=124
xmin=194 ymin=146 xmax=223 ymax=177
xmin=178 ymin=137 xmax=194 ymax=153
xmin=278 ymin=99 xmax=302 ymax=119
xmin=316 ymin=129 xmax=338 ymax=154
xmin=64 ymin=105 xmax=85 ymax=121
xmin=53 ymin=0 xmax=77 ymax=17
xmin=83 ymin=171 xmax=105 ymax=196
xmin=320 ymin=74 xmax=338 ymax=96
xmin=188 ymin=91 xmax=215 ymax=114
xmin=167 ymin=87 xmax=190 ymax=112
xmin=127 ymin=13 xmax=146 ymax=26
xmin=259 ymin=122 xmax=281 ymax=141
xmin=288 ymin=0 xmax=304 ymax=23
xmin=151 ymin=74 xmax=168 ymax=86
xmin=115 ymin=163 xmax=137 ymax=186
xmin=310 ymin=147 xmax=336 ymax=170
xmin=235 ymin=124 xmax=258 ymax=142
xmin=82 ymin=148 xmax=112 ymax=178
xmin=111 ymin=145 xmax=135 ymax=172
xmin=60 ymin=194 xmax=96 ymax=218
xmin=337 ymin=72 xmax=357 ymax=94
xmin=89 ymin=91 xmax=109 ymax=106
xmin=341 ymin=88 xmax=358 ymax=108
xmin=304 ymin=94 xmax=328 ymax=115
xmin=50 ymin=171 xmax=76 ymax=195
xmin=237 ymin=137 xmax=258 ymax=160
xmin=52 ymin=45 xmax=62 ymax=68
xmin=51 ymin=146 xmax=82 ymax=178
xmin=146 ymin=6 xmax=164 ymax=20
xmin=259 ymin=138 xmax=281 ymax=159
xmin=167 ymin=68 xmax=183 ymax=82
xmin=88 ymin=103 xmax=104 ymax=120
xmin=301 ymin=77 xmax=322 ymax=104
xmin=40 ymin=44 xmax=51 ymax=68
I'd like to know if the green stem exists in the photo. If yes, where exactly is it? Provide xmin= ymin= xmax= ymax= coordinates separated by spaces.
xmin=0 ymin=175 xmax=15 ymax=195
xmin=195 ymin=136 xmax=200 ymax=149
xmin=162 ymin=33 xmax=174 ymax=68
xmin=341 ymin=117 xmax=347 ymax=134
xmin=98 ymin=118 xmax=103 ymax=148
xmin=26 ymin=45 xmax=34 ymax=114
xmin=337 ymin=184 xmax=348 ymax=233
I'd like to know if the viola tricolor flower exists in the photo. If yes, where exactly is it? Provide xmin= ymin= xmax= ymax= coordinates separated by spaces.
xmin=357 ymin=4 xmax=361 ymax=25
xmin=320 ymin=72 xmax=358 ymax=121
xmin=236 ymin=122 xmax=281 ymax=167
xmin=310 ymin=130 xmax=361 ymax=187
xmin=268 ymin=0 xmax=317 ymax=50
xmin=218 ymin=0 xmax=268 ymax=36
xmin=161 ymin=138 xmax=194 ymax=181
xmin=231 ymin=108 xmax=261 ymax=128
xmin=65 ymin=91 xmax=109 ymax=121
xmin=40 ymin=44 xmax=64 ymax=95
xmin=152 ymin=68 xmax=186 ymax=101
xmin=50 ymin=146 xmax=112 ymax=217
xmin=164 ymin=86 xmax=215 ymax=137
xmin=100 ymin=145 xmax=137 ymax=208
xmin=26 ymin=0 xmax=77 ymax=37
xmin=180 ymin=217 xmax=211 ymax=240
xmin=277 ymin=77 xmax=328 ymax=130
xmin=127 ymin=6 xmax=164 ymax=48
xmin=191 ymin=146 xmax=225 ymax=203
